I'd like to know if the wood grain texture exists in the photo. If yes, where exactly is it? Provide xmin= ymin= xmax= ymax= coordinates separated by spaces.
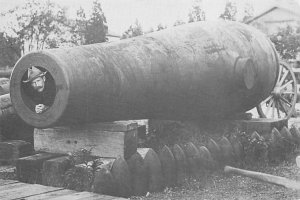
xmin=0 ymin=179 xmax=18 ymax=186
xmin=16 ymin=152 xmax=62 ymax=184
xmin=0 ymin=140 xmax=33 ymax=163
xmin=0 ymin=183 xmax=62 ymax=200
xmin=42 ymin=156 xmax=72 ymax=187
xmin=34 ymin=122 xmax=137 ymax=159
xmin=0 ymin=179 xmax=127 ymax=200
xmin=25 ymin=189 xmax=76 ymax=200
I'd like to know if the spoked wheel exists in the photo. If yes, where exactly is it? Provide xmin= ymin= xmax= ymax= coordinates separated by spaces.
xmin=257 ymin=62 xmax=297 ymax=119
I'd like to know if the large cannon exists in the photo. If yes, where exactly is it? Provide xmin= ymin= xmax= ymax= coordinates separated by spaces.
xmin=10 ymin=21 xmax=279 ymax=128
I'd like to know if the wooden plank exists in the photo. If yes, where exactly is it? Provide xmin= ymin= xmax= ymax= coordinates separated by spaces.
xmin=34 ymin=123 xmax=137 ymax=159
xmin=24 ymin=189 xmax=76 ymax=200
xmin=42 ymin=156 xmax=71 ymax=187
xmin=0 ymin=183 xmax=62 ymax=200
xmin=16 ymin=153 xmax=63 ymax=184
xmin=0 ymin=182 xmax=26 ymax=190
xmin=0 ymin=179 xmax=18 ymax=186
xmin=48 ymin=191 xmax=117 ymax=200
xmin=0 ymin=140 xmax=33 ymax=164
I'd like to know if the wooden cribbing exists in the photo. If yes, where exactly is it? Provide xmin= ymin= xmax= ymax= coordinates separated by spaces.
xmin=224 ymin=166 xmax=300 ymax=190
xmin=34 ymin=121 xmax=138 ymax=159
xmin=0 ymin=82 xmax=9 ymax=96
xmin=0 ymin=94 xmax=11 ymax=109
xmin=17 ymin=153 xmax=63 ymax=184
xmin=0 ymin=140 xmax=33 ymax=164
xmin=42 ymin=156 xmax=72 ymax=187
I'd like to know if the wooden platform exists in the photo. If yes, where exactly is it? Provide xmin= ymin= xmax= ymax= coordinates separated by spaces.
xmin=0 ymin=179 xmax=125 ymax=200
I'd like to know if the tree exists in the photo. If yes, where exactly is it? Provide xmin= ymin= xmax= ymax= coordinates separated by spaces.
xmin=173 ymin=19 xmax=186 ymax=26
xmin=1 ymin=0 xmax=69 ymax=54
xmin=219 ymin=1 xmax=237 ymax=21
xmin=242 ymin=3 xmax=254 ymax=23
xmin=71 ymin=0 xmax=107 ymax=45
xmin=270 ymin=25 xmax=300 ymax=60
xmin=0 ymin=32 xmax=22 ymax=67
xmin=188 ymin=0 xmax=206 ymax=23
xmin=156 ymin=23 xmax=167 ymax=31
xmin=121 ymin=19 xmax=143 ymax=39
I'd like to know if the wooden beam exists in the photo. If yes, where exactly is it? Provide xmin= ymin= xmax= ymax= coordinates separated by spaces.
xmin=34 ymin=121 xmax=138 ymax=159
xmin=16 ymin=152 xmax=63 ymax=184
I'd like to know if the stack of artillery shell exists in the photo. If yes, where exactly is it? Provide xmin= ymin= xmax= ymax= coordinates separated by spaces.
xmin=71 ymin=125 xmax=300 ymax=198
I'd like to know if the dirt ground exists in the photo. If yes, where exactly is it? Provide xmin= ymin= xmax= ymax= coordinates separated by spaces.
xmin=131 ymin=154 xmax=300 ymax=200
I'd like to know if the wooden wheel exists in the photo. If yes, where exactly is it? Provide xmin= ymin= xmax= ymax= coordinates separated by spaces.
xmin=257 ymin=62 xmax=297 ymax=119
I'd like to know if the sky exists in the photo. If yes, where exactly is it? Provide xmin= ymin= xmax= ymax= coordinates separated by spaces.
xmin=0 ymin=0 xmax=300 ymax=35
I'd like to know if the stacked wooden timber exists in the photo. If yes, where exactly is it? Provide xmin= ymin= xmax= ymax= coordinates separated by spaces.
xmin=0 ymin=78 xmax=34 ymax=164
xmin=0 ymin=78 xmax=14 ymax=121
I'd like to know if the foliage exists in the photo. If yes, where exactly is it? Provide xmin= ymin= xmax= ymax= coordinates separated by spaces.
xmin=0 ymin=32 xmax=22 ymax=67
xmin=2 ymin=0 xmax=69 ymax=53
xmin=173 ymin=20 xmax=186 ymax=27
xmin=270 ymin=25 xmax=300 ymax=60
xmin=1 ymin=0 xmax=107 ymax=55
xmin=188 ymin=0 xmax=206 ymax=23
xmin=121 ymin=19 xmax=143 ymax=39
xmin=219 ymin=1 xmax=237 ymax=21
xmin=156 ymin=23 xmax=167 ymax=31
xmin=70 ymin=0 xmax=108 ymax=45
xmin=64 ymin=148 xmax=103 ymax=191
xmin=242 ymin=3 xmax=254 ymax=23
xmin=238 ymin=131 xmax=269 ymax=164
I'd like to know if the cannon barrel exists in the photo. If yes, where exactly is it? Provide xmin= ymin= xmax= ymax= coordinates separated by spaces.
xmin=10 ymin=21 xmax=279 ymax=128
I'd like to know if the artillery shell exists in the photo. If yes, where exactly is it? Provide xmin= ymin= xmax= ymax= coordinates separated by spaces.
xmin=198 ymin=146 xmax=213 ymax=169
xmin=206 ymin=138 xmax=221 ymax=161
xmin=280 ymin=126 xmax=294 ymax=144
xmin=229 ymin=138 xmax=244 ymax=161
xmin=93 ymin=163 xmax=115 ymax=196
xmin=126 ymin=152 xmax=148 ymax=196
xmin=218 ymin=137 xmax=234 ymax=164
xmin=172 ymin=144 xmax=187 ymax=185
xmin=158 ymin=145 xmax=176 ymax=187
xmin=290 ymin=125 xmax=300 ymax=145
xmin=250 ymin=131 xmax=261 ymax=140
xmin=111 ymin=157 xmax=132 ymax=198
xmin=138 ymin=148 xmax=164 ymax=192
xmin=184 ymin=142 xmax=201 ymax=176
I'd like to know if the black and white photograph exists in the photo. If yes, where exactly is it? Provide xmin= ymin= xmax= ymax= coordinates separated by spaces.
xmin=1 ymin=0 xmax=300 ymax=199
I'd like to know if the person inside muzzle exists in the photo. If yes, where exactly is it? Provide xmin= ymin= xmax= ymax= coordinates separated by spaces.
xmin=23 ymin=66 xmax=56 ymax=113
